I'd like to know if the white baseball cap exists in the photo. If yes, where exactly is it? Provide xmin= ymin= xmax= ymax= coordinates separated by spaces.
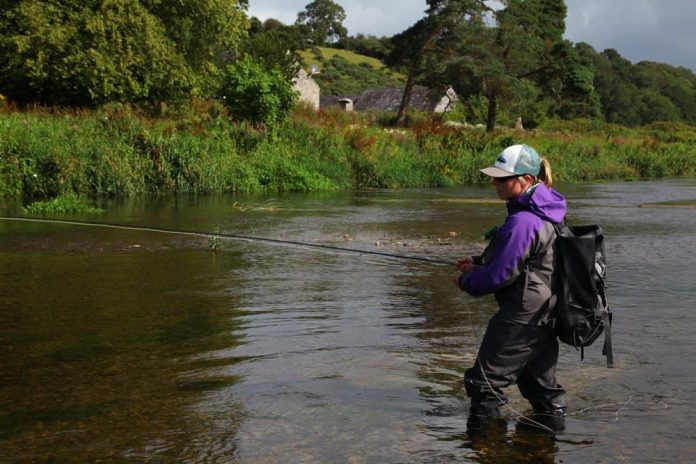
xmin=480 ymin=144 xmax=541 ymax=178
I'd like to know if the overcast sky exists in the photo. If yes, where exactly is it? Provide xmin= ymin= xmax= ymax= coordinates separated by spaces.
xmin=247 ymin=0 xmax=696 ymax=72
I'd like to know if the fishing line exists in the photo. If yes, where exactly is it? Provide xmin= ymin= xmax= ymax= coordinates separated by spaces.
xmin=9 ymin=216 xmax=645 ymax=432
xmin=0 ymin=216 xmax=456 ymax=267
xmin=565 ymin=395 xmax=669 ymax=424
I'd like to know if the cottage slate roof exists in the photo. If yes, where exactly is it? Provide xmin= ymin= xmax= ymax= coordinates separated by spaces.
xmin=320 ymin=86 xmax=457 ymax=112
xmin=352 ymin=86 xmax=445 ymax=112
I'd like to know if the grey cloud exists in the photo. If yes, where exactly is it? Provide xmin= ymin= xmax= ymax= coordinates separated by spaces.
xmin=565 ymin=0 xmax=696 ymax=71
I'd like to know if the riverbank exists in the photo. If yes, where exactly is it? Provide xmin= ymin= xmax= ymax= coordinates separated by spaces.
xmin=1 ymin=105 xmax=695 ymax=199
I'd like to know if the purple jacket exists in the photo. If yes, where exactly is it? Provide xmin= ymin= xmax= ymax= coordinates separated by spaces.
xmin=459 ymin=183 xmax=567 ymax=324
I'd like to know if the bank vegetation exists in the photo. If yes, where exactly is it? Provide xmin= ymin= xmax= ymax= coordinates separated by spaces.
xmin=2 ymin=103 xmax=695 ymax=200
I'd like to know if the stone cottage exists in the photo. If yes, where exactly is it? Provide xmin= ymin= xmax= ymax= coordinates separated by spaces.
xmin=321 ymin=85 xmax=458 ymax=113
xmin=292 ymin=68 xmax=320 ymax=110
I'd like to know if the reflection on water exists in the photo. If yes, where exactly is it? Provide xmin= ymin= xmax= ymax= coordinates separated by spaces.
xmin=2 ymin=178 xmax=696 ymax=462
xmin=0 ymin=239 xmax=250 ymax=461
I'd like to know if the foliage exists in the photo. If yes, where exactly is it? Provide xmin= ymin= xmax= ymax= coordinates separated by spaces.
xmin=22 ymin=192 xmax=104 ymax=215
xmin=295 ymin=0 xmax=347 ymax=45
xmin=219 ymin=57 xmax=297 ymax=130
xmin=335 ymin=34 xmax=393 ymax=60
xmin=0 ymin=0 xmax=249 ymax=107
xmin=452 ymin=0 xmax=568 ymax=131
xmin=301 ymin=46 xmax=395 ymax=70
xmin=2 ymin=109 xmax=695 ymax=201
xmin=312 ymin=55 xmax=404 ymax=96
xmin=576 ymin=45 xmax=696 ymax=126
xmin=299 ymin=47 xmax=404 ymax=96
xmin=387 ymin=0 xmax=491 ymax=126
xmin=244 ymin=17 xmax=309 ymax=80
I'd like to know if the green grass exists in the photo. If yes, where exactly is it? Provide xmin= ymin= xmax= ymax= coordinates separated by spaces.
xmin=299 ymin=47 xmax=399 ymax=73
xmin=297 ymin=46 xmax=405 ymax=96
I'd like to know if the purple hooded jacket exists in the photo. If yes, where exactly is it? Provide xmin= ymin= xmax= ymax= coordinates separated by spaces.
xmin=459 ymin=183 xmax=567 ymax=324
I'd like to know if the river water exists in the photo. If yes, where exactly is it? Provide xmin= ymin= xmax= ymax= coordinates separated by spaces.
xmin=1 ymin=178 xmax=695 ymax=463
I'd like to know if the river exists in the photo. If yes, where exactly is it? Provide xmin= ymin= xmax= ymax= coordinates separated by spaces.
xmin=1 ymin=178 xmax=695 ymax=463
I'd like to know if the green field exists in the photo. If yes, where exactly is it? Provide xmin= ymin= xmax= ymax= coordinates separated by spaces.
xmin=297 ymin=47 xmax=405 ymax=96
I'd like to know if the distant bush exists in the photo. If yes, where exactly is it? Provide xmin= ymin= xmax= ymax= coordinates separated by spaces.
xmin=335 ymin=34 xmax=392 ymax=60
xmin=642 ymin=121 xmax=696 ymax=143
xmin=22 ymin=193 xmax=104 ymax=214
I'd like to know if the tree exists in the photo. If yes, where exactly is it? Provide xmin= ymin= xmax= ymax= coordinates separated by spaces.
xmin=386 ymin=0 xmax=490 ymax=126
xmin=295 ymin=0 xmax=347 ymax=45
xmin=483 ymin=0 xmax=568 ymax=130
xmin=436 ymin=0 xmax=570 ymax=131
xmin=0 ymin=0 xmax=249 ymax=107
xmin=588 ymin=48 xmax=644 ymax=125
xmin=141 ymin=0 xmax=250 ymax=95
xmin=638 ymin=90 xmax=680 ymax=124
xmin=574 ymin=43 xmax=696 ymax=126
xmin=244 ymin=18 xmax=310 ymax=80
xmin=633 ymin=61 xmax=696 ymax=124
xmin=534 ymin=41 xmax=600 ymax=120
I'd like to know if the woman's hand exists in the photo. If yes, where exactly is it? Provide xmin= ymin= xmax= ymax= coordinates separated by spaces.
xmin=453 ymin=256 xmax=475 ymax=289
xmin=453 ymin=272 xmax=463 ymax=288
xmin=456 ymin=256 xmax=475 ymax=272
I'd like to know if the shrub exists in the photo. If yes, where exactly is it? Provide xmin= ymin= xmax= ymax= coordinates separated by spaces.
xmin=219 ymin=57 xmax=297 ymax=131
xmin=22 ymin=192 xmax=104 ymax=215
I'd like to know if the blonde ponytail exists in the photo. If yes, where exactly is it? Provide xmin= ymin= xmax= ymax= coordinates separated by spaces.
xmin=538 ymin=158 xmax=553 ymax=188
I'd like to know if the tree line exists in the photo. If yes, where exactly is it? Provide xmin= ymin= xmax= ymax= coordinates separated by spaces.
xmin=1 ymin=0 xmax=695 ymax=132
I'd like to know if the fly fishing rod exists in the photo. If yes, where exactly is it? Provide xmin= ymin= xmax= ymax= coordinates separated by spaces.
xmin=0 ymin=217 xmax=456 ymax=267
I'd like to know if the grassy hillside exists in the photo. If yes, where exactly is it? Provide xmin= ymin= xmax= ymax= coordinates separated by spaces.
xmin=298 ymin=47 xmax=393 ymax=70
xmin=297 ymin=47 xmax=405 ymax=97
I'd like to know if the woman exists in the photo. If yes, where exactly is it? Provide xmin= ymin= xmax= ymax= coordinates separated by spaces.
xmin=455 ymin=144 xmax=567 ymax=428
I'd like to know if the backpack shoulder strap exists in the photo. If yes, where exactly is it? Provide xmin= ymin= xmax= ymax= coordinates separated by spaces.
xmin=603 ymin=305 xmax=614 ymax=368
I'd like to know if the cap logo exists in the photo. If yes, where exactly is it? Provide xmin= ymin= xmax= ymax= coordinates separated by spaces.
xmin=497 ymin=155 xmax=507 ymax=163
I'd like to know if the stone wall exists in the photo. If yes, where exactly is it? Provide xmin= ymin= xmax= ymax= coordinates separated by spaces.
xmin=292 ymin=68 xmax=320 ymax=110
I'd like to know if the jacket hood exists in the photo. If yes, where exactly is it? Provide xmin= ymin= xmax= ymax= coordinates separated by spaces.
xmin=508 ymin=182 xmax=566 ymax=223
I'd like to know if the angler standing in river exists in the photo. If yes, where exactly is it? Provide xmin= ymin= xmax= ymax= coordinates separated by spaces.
xmin=454 ymin=144 xmax=567 ymax=432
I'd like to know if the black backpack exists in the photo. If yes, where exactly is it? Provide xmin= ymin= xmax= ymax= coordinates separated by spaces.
xmin=549 ymin=223 xmax=614 ymax=367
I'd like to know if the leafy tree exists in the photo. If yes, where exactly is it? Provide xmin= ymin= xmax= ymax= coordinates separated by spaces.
xmin=0 ymin=0 xmax=249 ymax=107
xmin=386 ymin=0 xmax=490 ymax=126
xmin=478 ymin=0 xmax=568 ymax=131
xmin=244 ymin=18 xmax=310 ymax=80
xmin=295 ymin=0 xmax=347 ymax=46
xmin=140 ymin=0 xmax=250 ymax=95
xmin=638 ymin=90 xmax=680 ymax=123
xmin=583 ymin=48 xmax=644 ymax=125
xmin=219 ymin=56 xmax=297 ymax=130
xmin=633 ymin=61 xmax=696 ymax=124
xmin=535 ymin=41 xmax=600 ymax=120
xmin=574 ymin=43 xmax=696 ymax=126
xmin=426 ymin=0 xmax=571 ymax=131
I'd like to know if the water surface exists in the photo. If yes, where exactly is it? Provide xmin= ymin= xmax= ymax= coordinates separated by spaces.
xmin=2 ymin=179 xmax=695 ymax=462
